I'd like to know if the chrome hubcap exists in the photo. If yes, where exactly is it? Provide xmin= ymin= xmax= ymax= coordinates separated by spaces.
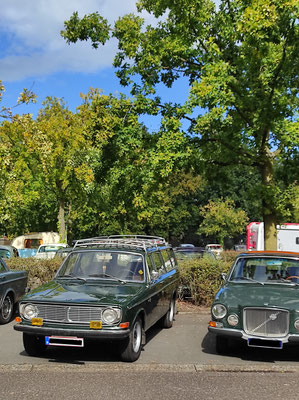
xmin=2 ymin=297 xmax=12 ymax=320
xmin=132 ymin=321 xmax=142 ymax=353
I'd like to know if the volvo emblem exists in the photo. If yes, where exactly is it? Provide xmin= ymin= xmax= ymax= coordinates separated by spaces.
xmin=269 ymin=313 xmax=278 ymax=320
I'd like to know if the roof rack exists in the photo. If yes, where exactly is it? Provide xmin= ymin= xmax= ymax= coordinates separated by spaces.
xmin=73 ymin=235 xmax=167 ymax=251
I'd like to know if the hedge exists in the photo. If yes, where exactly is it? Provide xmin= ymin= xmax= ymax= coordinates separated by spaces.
xmin=6 ymin=257 xmax=62 ymax=290
xmin=177 ymin=251 xmax=237 ymax=306
xmin=6 ymin=251 xmax=238 ymax=306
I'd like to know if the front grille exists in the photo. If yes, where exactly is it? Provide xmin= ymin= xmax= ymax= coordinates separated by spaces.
xmin=35 ymin=304 xmax=106 ymax=324
xmin=244 ymin=307 xmax=289 ymax=337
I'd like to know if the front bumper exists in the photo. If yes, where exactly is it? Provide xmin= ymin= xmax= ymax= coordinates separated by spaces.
xmin=14 ymin=323 xmax=130 ymax=340
xmin=208 ymin=326 xmax=299 ymax=344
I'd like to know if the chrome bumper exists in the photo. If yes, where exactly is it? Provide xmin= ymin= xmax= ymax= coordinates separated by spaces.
xmin=208 ymin=326 xmax=299 ymax=344
xmin=14 ymin=323 xmax=130 ymax=340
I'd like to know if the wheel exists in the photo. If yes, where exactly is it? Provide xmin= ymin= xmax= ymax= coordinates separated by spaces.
xmin=23 ymin=333 xmax=47 ymax=356
xmin=160 ymin=298 xmax=176 ymax=329
xmin=119 ymin=317 xmax=143 ymax=362
xmin=0 ymin=294 xmax=13 ymax=324
xmin=215 ymin=335 xmax=231 ymax=354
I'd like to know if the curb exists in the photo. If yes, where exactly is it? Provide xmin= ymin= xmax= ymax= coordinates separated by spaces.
xmin=1 ymin=363 xmax=299 ymax=373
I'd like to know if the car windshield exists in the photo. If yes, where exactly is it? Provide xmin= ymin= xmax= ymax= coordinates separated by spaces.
xmin=40 ymin=245 xmax=64 ymax=253
xmin=230 ymin=257 xmax=299 ymax=283
xmin=56 ymin=251 xmax=145 ymax=282
xmin=175 ymin=251 xmax=204 ymax=259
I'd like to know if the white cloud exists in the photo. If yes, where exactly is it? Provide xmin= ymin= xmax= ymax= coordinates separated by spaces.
xmin=0 ymin=0 xmax=140 ymax=81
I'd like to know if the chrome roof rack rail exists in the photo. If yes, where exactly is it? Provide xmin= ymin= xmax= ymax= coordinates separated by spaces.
xmin=73 ymin=235 xmax=167 ymax=251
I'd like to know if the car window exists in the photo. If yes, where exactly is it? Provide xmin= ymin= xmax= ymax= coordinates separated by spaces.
xmin=57 ymin=251 xmax=145 ymax=282
xmin=0 ymin=249 xmax=10 ymax=259
xmin=161 ymin=249 xmax=173 ymax=272
xmin=230 ymin=257 xmax=299 ymax=283
xmin=0 ymin=259 xmax=7 ymax=272
xmin=151 ymin=251 xmax=166 ymax=275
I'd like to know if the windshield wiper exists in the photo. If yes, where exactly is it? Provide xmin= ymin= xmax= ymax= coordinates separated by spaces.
xmin=231 ymin=277 xmax=264 ymax=285
xmin=270 ymin=278 xmax=297 ymax=285
xmin=56 ymin=275 xmax=87 ymax=282
xmin=88 ymin=273 xmax=126 ymax=284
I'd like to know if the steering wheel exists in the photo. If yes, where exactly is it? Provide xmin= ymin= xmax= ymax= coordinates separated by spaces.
xmin=286 ymin=276 xmax=299 ymax=280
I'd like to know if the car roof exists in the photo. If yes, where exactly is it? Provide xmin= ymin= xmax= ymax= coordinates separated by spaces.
xmin=237 ymin=251 xmax=299 ymax=257
xmin=0 ymin=245 xmax=16 ymax=251
xmin=175 ymin=247 xmax=205 ymax=252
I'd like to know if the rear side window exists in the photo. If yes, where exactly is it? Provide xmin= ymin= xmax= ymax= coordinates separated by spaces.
xmin=161 ymin=249 xmax=173 ymax=272
xmin=151 ymin=251 xmax=166 ymax=275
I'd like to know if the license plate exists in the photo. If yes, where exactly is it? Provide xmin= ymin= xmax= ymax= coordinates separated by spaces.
xmin=45 ymin=336 xmax=84 ymax=347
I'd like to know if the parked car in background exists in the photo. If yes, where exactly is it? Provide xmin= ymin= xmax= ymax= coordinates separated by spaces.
xmin=233 ymin=244 xmax=247 ymax=252
xmin=14 ymin=235 xmax=179 ymax=362
xmin=35 ymin=243 xmax=68 ymax=259
xmin=0 ymin=245 xmax=19 ymax=259
xmin=0 ymin=257 xmax=27 ymax=324
xmin=174 ymin=246 xmax=216 ymax=260
xmin=205 ymin=244 xmax=223 ymax=258
xmin=209 ymin=251 xmax=299 ymax=354
xmin=55 ymin=247 xmax=73 ymax=258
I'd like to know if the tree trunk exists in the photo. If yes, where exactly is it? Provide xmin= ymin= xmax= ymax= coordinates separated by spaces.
xmin=260 ymin=149 xmax=277 ymax=251
xmin=58 ymin=198 xmax=66 ymax=243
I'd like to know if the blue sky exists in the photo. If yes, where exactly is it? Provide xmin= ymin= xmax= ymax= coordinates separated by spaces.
xmin=0 ymin=0 xmax=191 ymax=132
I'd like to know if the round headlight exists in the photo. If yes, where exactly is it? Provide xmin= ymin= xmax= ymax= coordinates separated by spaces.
xmin=102 ymin=308 xmax=120 ymax=325
xmin=212 ymin=304 xmax=227 ymax=319
xmin=294 ymin=319 xmax=299 ymax=331
xmin=22 ymin=304 xmax=38 ymax=320
xmin=227 ymin=314 xmax=239 ymax=326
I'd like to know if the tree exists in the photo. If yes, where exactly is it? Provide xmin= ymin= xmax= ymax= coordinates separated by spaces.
xmin=197 ymin=198 xmax=249 ymax=245
xmin=62 ymin=0 xmax=299 ymax=249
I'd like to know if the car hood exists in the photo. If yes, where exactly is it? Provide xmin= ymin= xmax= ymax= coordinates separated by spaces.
xmin=23 ymin=279 xmax=144 ymax=306
xmin=215 ymin=282 xmax=299 ymax=310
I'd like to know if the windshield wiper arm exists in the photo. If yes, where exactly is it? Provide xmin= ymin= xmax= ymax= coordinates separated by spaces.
xmin=88 ymin=273 xmax=126 ymax=284
xmin=56 ymin=275 xmax=87 ymax=282
xmin=231 ymin=277 xmax=264 ymax=285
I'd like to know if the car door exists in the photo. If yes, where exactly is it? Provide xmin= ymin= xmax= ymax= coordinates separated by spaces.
xmin=0 ymin=258 xmax=10 ymax=304
xmin=148 ymin=251 xmax=169 ymax=323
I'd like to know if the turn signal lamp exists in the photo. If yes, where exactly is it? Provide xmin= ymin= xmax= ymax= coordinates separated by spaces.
xmin=120 ymin=322 xmax=130 ymax=329
xmin=209 ymin=321 xmax=217 ymax=327
xmin=15 ymin=317 xmax=21 ymax=323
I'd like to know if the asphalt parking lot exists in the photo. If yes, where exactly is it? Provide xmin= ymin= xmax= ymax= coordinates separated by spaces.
xmin=1 ymin=311 xmax=299 ymax=371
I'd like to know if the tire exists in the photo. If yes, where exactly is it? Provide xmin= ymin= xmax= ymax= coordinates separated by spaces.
xmin=160 ymin=298 xmax=176 ymax=329
xmin=119 ymin=317 xmax=143 ymax=362
xmin=0 ymin=294 xmax=14 ymax=324
xmin=23 ymin=333 xmax=47 ymax=356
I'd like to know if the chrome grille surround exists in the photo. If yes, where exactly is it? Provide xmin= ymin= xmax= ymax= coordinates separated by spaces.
xmin=28 ymin=303 xmax=120 ymax=325
xmin=243 ymin=307 xmax=289 ymax=338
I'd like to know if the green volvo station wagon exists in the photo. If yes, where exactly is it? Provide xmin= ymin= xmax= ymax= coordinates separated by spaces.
xmin=14 ymin=236 xmax=179 ymax=362
xmin=209 ymin=251 xmax=299 ymax=353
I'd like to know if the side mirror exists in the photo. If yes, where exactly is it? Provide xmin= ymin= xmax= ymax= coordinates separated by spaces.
xmin=220 ymin=273 xmax=227 ymax=281
xmin=151 ymin=270 xmax=159 ymax=281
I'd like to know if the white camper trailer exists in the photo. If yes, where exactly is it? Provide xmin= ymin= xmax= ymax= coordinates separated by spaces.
xmin=11 ymin=232 xmax=61 ymax=257
xmin=247 ymin=222 xmax=299 ymax=252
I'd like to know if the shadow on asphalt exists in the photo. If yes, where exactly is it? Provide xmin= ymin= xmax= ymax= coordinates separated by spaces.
xmin=18 ymin=323 xmax=163 ymax=364
xmin=202 ymin=331 xmax=299 ymax=363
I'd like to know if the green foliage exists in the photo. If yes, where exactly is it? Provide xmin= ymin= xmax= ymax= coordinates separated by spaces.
xmin=7 ymin=258 xmax=62 ymax=290
xmin=62 ymin=0 xmax=299 ymax=248
xmin=178 ymin=254 xmax=233 ymax=306
xmin=197 ymin=198 xmax=249 ymax=245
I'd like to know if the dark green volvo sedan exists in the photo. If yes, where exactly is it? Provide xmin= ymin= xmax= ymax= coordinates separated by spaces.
xmin=209 ymin=251 xmax=299 ymax=353
xmin=14 ymin=236 xmax=179 ymax=362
